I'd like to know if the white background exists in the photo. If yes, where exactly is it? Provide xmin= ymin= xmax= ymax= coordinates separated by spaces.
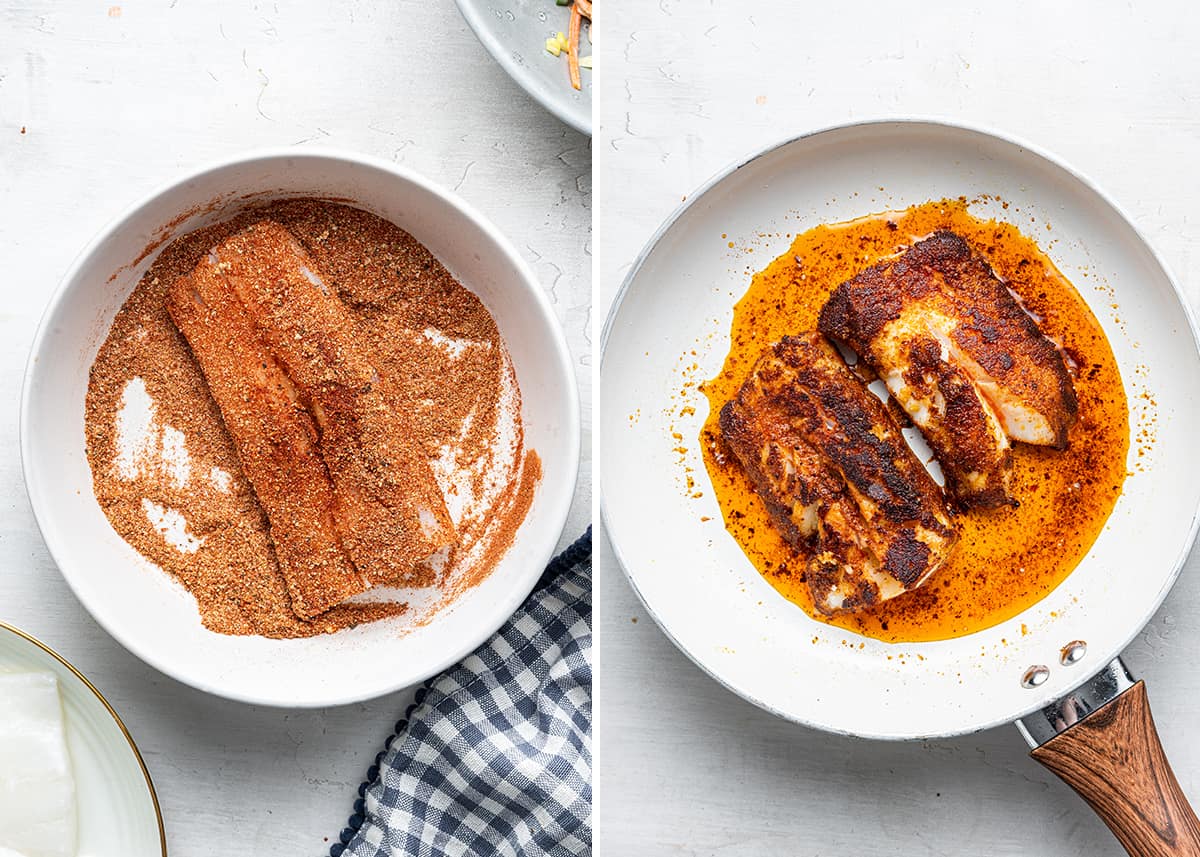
xmin=596 ymin=2 xmax=1200 ymax=855
xmin=0 ymin=2 xmax=590 ymax=854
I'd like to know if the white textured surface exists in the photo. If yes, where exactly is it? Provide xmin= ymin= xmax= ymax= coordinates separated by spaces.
xmin=596 ymin=2 xmax=1200 ymax=855
xmin=0 ymin=2 xmax=589 ymax=854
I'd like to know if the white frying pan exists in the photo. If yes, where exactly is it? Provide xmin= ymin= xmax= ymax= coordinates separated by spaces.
xmin=600 ymin=120 xmax=1200 ymax=854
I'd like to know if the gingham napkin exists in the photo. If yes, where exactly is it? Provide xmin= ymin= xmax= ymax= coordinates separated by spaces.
xmin=331 ymin=530 xmax=592 ymax=857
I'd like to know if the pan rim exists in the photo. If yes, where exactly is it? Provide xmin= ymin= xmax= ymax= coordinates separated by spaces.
xmin=599 ymin=115 xmax=1200 ymax=740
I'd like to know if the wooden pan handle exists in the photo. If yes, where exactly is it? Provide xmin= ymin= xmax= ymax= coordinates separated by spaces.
xmin=1031 ymin=681 xmax=1200 ymax=856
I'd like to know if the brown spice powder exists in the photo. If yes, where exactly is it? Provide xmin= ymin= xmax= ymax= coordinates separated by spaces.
xmin=85 ymin=199 xmax=539 ymax=638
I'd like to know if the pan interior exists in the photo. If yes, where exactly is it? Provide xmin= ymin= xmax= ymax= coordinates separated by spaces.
xmin=599 ymin=121 xmax=1200 ymax=739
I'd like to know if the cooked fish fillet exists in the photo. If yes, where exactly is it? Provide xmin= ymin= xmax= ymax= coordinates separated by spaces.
xmin=819 ymin=231 xmax=1078 ymax=508
xmin=719 ymin=333 xmax=958 ymax=614
xmin=211 ymin=220 xmax=455 ymax=586
xmin=168 ymin=256 xmax=369 ymax=618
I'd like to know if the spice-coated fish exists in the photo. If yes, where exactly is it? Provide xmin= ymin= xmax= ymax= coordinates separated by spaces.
xmin=211 ymin=220 xmax=456 ymax=587
xmin=168 ymin=254 xmax=370 ymax=619
xmin=819 ymin=231 xmax=1078 ymax=508
xmin=719 ymin=333 xmax=958 ymax=614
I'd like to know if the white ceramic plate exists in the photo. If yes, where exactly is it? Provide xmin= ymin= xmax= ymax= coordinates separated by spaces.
xmin=600 ymin=119 xmax=1200 ymax=739
xmin=22 ymin=149 xmax=579 ymax=708
xmin=0 ymin=623 xmax=165 ymax=856
xmin=455 ymin=0 xmax=591 ymax=136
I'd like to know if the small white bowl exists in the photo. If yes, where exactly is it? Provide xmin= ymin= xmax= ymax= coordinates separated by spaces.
xmin=21 ymin=149 xmax=580 ymax=707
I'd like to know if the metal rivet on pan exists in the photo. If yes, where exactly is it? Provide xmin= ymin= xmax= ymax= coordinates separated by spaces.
xmin=1021 ymin=665 xmax=1050 ymax=689
xmin=1060 ymin=640 xmax=1087 ymax=665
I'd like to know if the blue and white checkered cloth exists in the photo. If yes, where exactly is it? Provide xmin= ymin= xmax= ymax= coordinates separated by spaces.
xmin=332 ymin=530 xmax=592 ymax=857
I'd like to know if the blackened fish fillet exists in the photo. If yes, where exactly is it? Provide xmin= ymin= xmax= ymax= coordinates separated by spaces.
xmin=719 ymin=333 xmax=957 ymax=614
xmin=167 ymin=256 xmax=369 ymax=619
xmin=819 ymin=231 xmax=1078 ymax=508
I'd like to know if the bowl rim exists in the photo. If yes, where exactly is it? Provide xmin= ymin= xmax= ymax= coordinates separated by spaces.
xmin=19 ymin=146 xmax=581 ymax=707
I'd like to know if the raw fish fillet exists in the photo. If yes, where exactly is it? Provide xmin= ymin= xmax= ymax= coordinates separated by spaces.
xmin=819 ymin=231 xmax=1078 ymax=508
xmin=0 ymin=673 xmax=76 ymax=857
xmin=168 ymin=257 xmax=369 ymax=618
xmin=210 ymin=221 xmax=455 ymax=586
xmin=719 ymin=334 xmax=958 ymax=614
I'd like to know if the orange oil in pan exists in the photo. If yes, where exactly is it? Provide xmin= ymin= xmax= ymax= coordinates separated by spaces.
xmin=700 ymin=198 xmax=1129 ymax=643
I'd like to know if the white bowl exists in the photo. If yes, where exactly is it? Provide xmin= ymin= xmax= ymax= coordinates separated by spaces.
xmin=21 ymin=149 xmax=580 ymax=707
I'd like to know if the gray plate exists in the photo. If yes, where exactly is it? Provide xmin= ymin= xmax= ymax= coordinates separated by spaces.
xmin=456 ymin=0 xmax=591 ymax=136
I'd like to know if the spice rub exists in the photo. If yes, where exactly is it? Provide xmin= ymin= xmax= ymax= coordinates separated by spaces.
xmin=86 ymin=200 xmax=539 ymax=639
xmin=167 ymin=247 xmax=368 ymax=619
xmin=191 ymin=221 xmax=456 ymax=588
xmin=701 ymin=198 xmax=1129 ymax=643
